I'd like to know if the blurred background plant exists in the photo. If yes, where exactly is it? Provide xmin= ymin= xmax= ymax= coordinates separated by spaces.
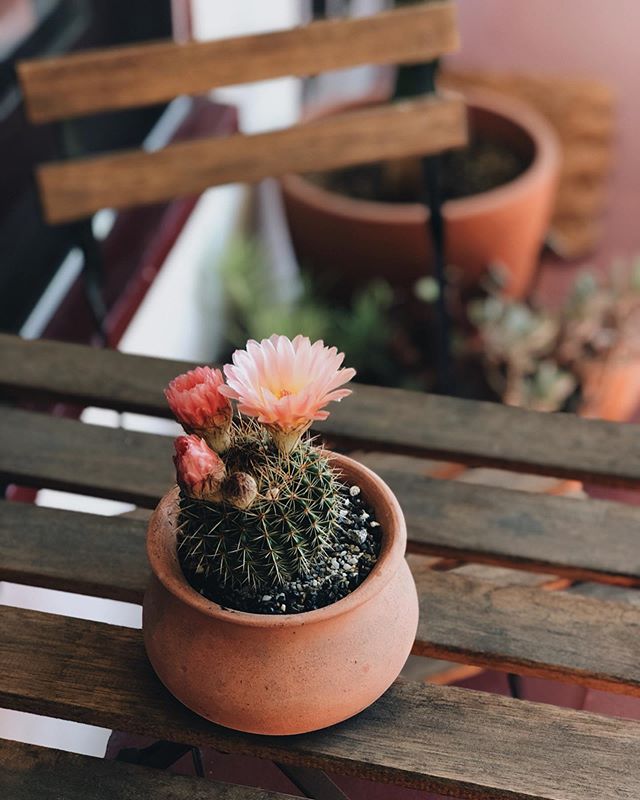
xmin=220 ymin=236 xmax=640 ymax=413
xmin=468 ymin=258 xmax=640 ymax=412
xmin=219 ymin=238 xmax=401 ymax=386
xmin=559 ymin=260 xmax=640 ymax=369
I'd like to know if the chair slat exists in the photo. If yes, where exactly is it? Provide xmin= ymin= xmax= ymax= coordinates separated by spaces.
xmin=408 ymin=557 xmax=640 ymax=695
xmin=4 ymin=405 xmax=640 ymax=585
xmin=0 ymin=739 xmax=294 ymax=800
xmin=37 ymin=95 xmax=467 ymax=224
xmin=0 ymin=407 xmax=173 ymax=506
xmin=2 ymin=335 xmax=640 ymax=487
xmin=2 ymin=605 xmax=640 ymax=800
xmin=3 ymin=500 xmax=640 ymax=694
xmin=3 ymin=331 xmax=640 ymax=487
xmin=18 ymin=3 xmax=459 ymax=123
xmin=0 ymin=333 xmax=191 ymax=416
xmin=389 ymin=468 xmax=640 ymax=586
xmin=0 ymin=501 xmax=149 ymax=603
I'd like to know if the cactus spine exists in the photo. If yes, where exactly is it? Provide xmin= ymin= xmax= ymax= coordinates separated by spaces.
xmin=177 ymin=419 xmax=342 ymax=591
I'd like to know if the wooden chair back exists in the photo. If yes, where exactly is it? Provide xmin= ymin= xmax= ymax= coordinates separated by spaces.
xmin=17 ymin=2 xmax=466 ymax=225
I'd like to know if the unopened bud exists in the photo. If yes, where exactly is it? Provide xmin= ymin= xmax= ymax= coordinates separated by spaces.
xmin=222 ymin=472 xmax=258 ymax=510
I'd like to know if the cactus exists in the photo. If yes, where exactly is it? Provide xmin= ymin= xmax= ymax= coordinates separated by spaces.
xmin=168 ymin=335 xmax=356 ymax=596
xmin=176 ymin=419 xmax=344 ymax=591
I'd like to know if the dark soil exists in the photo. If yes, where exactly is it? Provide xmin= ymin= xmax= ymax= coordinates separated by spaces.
xmin=307 ymin=136 xmax=528 ymax=204
xmin=178 ymin=483 xmax=382 ymax=615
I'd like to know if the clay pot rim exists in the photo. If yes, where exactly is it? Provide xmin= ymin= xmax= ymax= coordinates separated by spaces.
xmin=280 ymin=87 xmax=561 ymax=223
xmin=146 ymin=451 xmax=407 ymax=629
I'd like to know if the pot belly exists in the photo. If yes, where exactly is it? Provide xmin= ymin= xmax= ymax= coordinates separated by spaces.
xmin=143 ymin=560 xmax=418 ymax=735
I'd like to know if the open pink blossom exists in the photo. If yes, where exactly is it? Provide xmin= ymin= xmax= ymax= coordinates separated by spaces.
xmin=220 ymin=334 xmax=356 ymax=452
xmin=165 ymin=366 xmax=232 ymax=452
xmin=173 ymin=435 xmax=226 ymax=502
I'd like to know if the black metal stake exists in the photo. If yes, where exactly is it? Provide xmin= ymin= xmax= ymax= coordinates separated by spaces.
xmin=507 ymin=673 xmax=522 ymax=700
xmin=191 ymin=746 xmax=206 ymax=778
xmin=422 ymin=154 xmax=452 ymax=394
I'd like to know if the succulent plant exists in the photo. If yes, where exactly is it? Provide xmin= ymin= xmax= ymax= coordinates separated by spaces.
xmin=468 ymin=293 xmax=562 ymax=406
xmin=167 ymin=335 xmax=356 ymax=592
xmin=177 ymin=426 xmax=343 ymax=590
xmin=558 ymin=263 xmax=640 ymax=370
xmin=219 ymin=237 xmax=394 ymax=387
xmin=505 ymin=360 xmax=576 ymax=413
xmin=468 ymin=260 xmax=640 ymax=413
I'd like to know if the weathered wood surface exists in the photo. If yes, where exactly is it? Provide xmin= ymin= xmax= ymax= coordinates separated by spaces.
xmin=4 ymin=500 xmax=640 ymax=694
xmin=0 ymin=333 xmax=193 ymax=414
xmin=3 ymin=403 xmax=640 ymax=587
xmin=3 ymin=607 xmax=640 ymax=799
xmin=0 ymin=501 xmax=149 ymax=603
xmin=448 ymin=563 xmax=566 ymax=589
xmin=409 ymin=557 xmax=640 ymax=695
xmin=326 ymin=385 xmax=640 ymax=487
xmin=0 ymin=739 xmax=295 ymax=800
xmin=37 ymin=95 xmax=467 ymax=224
xmin=0 ymin=408 xmax=173 ymax=506
xmin=390 ymin=468 xmax=640 ymax=586
xmin=3 ymin=334 xmax=640 ymax=486
xmin=18 ymin=3 xmax=459 ymax=123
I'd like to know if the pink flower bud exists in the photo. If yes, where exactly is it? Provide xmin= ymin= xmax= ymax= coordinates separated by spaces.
xmin=173 ymin=435 xmax=226 ymax=502
xmin=165 ymin=367 xmax=233 ymax=452
xmin=222 ymin=471 xmax=258 ymax=510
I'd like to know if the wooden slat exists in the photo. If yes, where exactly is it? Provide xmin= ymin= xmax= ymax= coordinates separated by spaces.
xmin=325 ymin=384 xmax=640 ymax=488
xmin=0 ymin=408 xmax=173 ymax=507
xmin=18 ymin=3 xmax=459 ymax=123
xmin=385 ymin=468 xmax=640 ymax=586
xmin=4 ymin=501 xmax=640 ymax=695
xmin=37 ymin=95 xmax=467 ymax=224
xmin=3 ymin=406 xmax=640 ymax=586
xmin=3 ymin=606 xmax=640 ymax=799
xmin=0 ymin=333 xmax=191 ymax=415
xmin=448 ymin=563 xmax=566 ymax=589
xmin=2 ymin=334 xmax=640 ymax=487
xmin=0 ymin=739 xmax=295 ymax=800
xmin=0 ymin=501 xmax=149 ymax=603
xmin=408 ymin=557 xmax=640 ymax=696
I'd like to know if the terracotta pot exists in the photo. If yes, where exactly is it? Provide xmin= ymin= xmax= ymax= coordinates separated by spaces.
xmin=580 ymin=355 xmax=640 ymax=424
xmin=281 ymin=89 xmax=561 ymax=299
xmin=143 ymin=452 xmax=418 ymax=736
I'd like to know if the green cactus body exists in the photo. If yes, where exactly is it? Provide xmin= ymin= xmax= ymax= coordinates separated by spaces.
xmin=177 ymin=420 xmax=343 ymax=591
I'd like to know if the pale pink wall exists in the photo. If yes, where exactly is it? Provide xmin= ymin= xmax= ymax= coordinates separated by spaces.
xmin=448 ymin=0 xmax=640 ymax=275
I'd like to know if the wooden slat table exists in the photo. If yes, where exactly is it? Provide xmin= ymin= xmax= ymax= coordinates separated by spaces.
xmin=3 ymin=333 xmax=640 ymax=799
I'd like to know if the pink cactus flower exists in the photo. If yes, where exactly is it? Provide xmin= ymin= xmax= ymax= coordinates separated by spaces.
xmin=173 ymin=435 xmax=226 ymax=502
xmin=220 ymin=334 xmax=356 ymax=452
xmin=165 ymin=366 xmax=232 ymax=452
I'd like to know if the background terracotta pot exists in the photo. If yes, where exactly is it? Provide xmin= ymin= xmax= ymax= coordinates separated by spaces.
xmin=143 ymin=452 xmax=419 ymax=736
xmin=580 ymin=355 xmax=640 ymax=423
xmin=281 ymin=89 xmax=561 ymax=299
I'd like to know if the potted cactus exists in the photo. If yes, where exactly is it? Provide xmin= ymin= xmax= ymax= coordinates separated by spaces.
xmin=143 ymin=334 xmax=419 ymax=735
